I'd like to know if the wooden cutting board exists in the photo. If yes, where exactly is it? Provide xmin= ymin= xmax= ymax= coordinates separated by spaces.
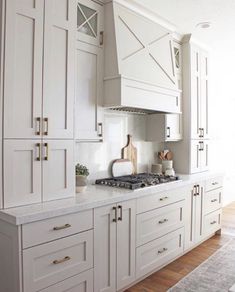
xmin=121 ymin=135 xmax=137 ymax=174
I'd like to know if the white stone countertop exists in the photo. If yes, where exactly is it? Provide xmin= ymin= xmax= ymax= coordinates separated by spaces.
xmin=0 ymin=171 xmax=223 ymax=225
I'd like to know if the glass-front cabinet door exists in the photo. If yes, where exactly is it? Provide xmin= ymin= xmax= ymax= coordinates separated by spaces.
xmin=77 ymin=0 xmax=104 ymax=47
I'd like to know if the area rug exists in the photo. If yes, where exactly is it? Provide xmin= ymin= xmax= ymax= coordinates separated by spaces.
xmin=168 ymin=238 xmax=235 ymax=292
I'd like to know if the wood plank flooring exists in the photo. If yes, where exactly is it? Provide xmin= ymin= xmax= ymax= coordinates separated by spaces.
xmin=126 ymin=203 xmax=235 ymax=292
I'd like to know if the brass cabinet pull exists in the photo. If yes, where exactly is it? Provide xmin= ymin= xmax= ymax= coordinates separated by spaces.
xmin=212 ymin=182 xmax=218 ymax=186
xmin=43 ymin=117 xmax=49 ymax=136
xmin=118 ymin=205 xmax=122 ymax=221
xmin=196 ymin=185 xmax=200 ymax=196
xmin=211 ymin=199 xmax=218 ymax=203
xmin=193 ymin=185 xmax=197 ymax=196
xmin=167 ymin=126 xmax=171 ymax=138
xmin=53 ymin=256 xmax=71 ymax=265
xmin=159 ymin=196 xmax=169 ymax=201
xmin=210 ymin=220 xmax=217 ymax=225
xmin=113 ymin=206 xmax=117 ymax=222
xmin=36 ymin=143 xmax=41 ymax=161
xmin=44 ymin=143 xmax=49 ymax=161
xmin=100 ymin=31 xmax=104 ymax=46
xmin=36 ymin=117 xmax=41 ymax=135
xmin=53 ymin=224 xmax=71 ymax=231
xmin=158 ymin=219 xmax=168 ymax=224
xmin=202 ymin=128 xmax=204 ymax=138
xmin=158 ymin=247 xmax=168 ymax=254
xmin=98 ymin=123 xmax=103 ymax=137
xmin=199 ymin=141 xmax=204 ymax=151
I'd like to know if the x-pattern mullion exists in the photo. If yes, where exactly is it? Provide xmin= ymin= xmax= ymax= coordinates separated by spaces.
xmin=77 ymin=4 xmax=98 ymax=37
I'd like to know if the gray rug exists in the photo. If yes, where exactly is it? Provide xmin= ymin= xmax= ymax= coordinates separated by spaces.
xmin=168 ymin=238 xmax=235 ymax=292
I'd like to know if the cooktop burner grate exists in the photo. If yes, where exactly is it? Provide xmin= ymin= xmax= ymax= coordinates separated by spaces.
xmin=95 ymin=173 xmax=180 ymax=190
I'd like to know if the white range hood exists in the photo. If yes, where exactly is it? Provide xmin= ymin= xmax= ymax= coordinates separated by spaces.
xmin=103 ymin=0 xmax=181 ymax=114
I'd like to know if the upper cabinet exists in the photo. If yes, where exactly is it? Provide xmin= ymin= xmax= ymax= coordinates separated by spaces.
xmin=3 ymin=0 xmax=76 ymax=139
xmin=184 ymin=41 xmax=209 ymax=140
xmin=77 ymin=0 xmax=104 ymax=47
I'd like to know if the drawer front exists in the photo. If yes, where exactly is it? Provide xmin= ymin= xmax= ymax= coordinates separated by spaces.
xmin=137 ymin=186 xmax=189 ymax=214
xmin=205 ymin=176 xmax=223 ymax=192
xmin=136 ymin=201 xmax=184 ymax=246
xmin=203 ymin=209 xmax=222 ymax=237
xmin=40 ymin=269 xmax=93 ymax=292
xmin=203 ymin=188 xmax=222 ymax=215
xmin=22 ymin=210 xmax=93 ymax=248
xmin=136 ymin=228 xmax=184 ymax=278
xmin=23 ymin=230 xmax=93 ymax=292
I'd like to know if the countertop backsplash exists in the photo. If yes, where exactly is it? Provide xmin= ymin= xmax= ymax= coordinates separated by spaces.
xmin=75 ymin=111 xmax=164 ymax=181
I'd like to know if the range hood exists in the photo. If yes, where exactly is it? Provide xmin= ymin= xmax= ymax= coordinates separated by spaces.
xmin=103 ymin=0 xmax=181 ymax=114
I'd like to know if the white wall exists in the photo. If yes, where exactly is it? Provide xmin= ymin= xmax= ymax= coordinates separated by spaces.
xmin=75 ymin=111 xmax=163 ymax=181
xmin=209 ymin=45 xmax=235 ymax=206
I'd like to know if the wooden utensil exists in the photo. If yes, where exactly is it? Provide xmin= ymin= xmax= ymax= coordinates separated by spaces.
xmin=166 ymin=151 xmax=173 ymax=160
xmin=121 ymin=135 xmax=137 ymax=174
xmin=112 ymin=159 xmax=133 ymax=177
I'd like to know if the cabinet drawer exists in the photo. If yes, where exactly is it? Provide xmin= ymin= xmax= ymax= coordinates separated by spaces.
xmin=205 ymin=176 xmax=223 ymax=192
xmin=137 ymin=186 xmax=188 ymax=214
xmin=136 ymin=201 xmax=184 ymax=246
xmin=203 ymin=209 xmax=222 ymax=237
xmin=203 ymin=188 xmax=222 ymax=215
xmin=23 ymin=230 xmax=93 ymax=292
xmin=40 ymin=269 xmax=93 ymax=292
xmin=136 ymin=228 xmax=184 ymax=278
xmin=22 ymin=210 xmax=93 ymax=248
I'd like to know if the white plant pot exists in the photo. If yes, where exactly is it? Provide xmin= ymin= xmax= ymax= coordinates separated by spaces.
xmin=76 ymin=175 xmax=88 ymax=193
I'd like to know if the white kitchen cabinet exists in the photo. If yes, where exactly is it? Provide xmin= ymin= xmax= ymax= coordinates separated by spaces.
xmin=3 ymin=140 xmax=74 ymax=208
xmin=43 ymin=0 xmax=76 ymax=139
xmin=75 ymin=41 xmax=103 ymax=141
xmin=94 ymin=200 xmax=136 ymax=292
xmin=77 ymin=0 xmax=104 ymax=47
xmin=3 ymin=0 xmax=76 ymax=139
xmin=191 ymin=140 xmax=209 ymax=174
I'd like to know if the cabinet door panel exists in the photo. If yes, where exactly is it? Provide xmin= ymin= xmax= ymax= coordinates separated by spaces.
xmin=190 ymin=47 xmax=200 ymax=139
xmin=190 ymin=140 xmax=200 ymax=174
xmin=195 ymin=187 xmax=203 ymax=243
xmin=117 ymin=200 xmax=136 ymax=291
xmin=200 ymin=141 xmax=209 ymax=172
xmin=43 ymin=0 xmax=76 ymax=139
xmin=165 ymin=114 xmax=182 ymax=141
xmin=77 ymin=0 xmax=104 ymax=47
xmin=4 ymin=140 xmax=42 ymax=208
xmin=94 ymin=204 xmax=116 ymax=292
xmin=43 ymin=140 xmax=74 ymax=201
xmin=200 ymin=51 xmax=209 ymax=139
xmin=4 ymin=0 xmax=44 ymax=138
xmin=76 ymin=42 xmax=103 ymax=141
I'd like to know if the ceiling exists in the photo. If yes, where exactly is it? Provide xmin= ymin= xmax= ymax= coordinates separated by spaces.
xmin=134 ymin=0 xmax=235 ymax=50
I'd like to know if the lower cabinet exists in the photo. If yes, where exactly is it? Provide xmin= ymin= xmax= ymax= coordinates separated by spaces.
xmin=94 ymin=200 xmax=136 ymax=292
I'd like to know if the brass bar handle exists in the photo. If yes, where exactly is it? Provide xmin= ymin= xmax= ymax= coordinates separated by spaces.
xmin=53 ymin=224 xmax=71 ymax=231
xmin=210 ymin=221 xmax=217 ymax=225
xmin=113 ymin=206 xmax=117 ymax=222
xmin=118 ymin=205 xmax=122 ymax=221
xmin=202 ymin=128 xmax=204 ymax=138
xmin=100 ymin=31 xmax=104 ymax=46
xmin=196 ymin=185 xmax=200 ymax=196
xmin=158 ymin=247 xmax=168 ymax=254
xmin=36 ymin=143 xmax=41 ymax=161
xmin=167 ymin=127 xmax=171 ymax=138
xmin=53 ymin=256 xmax=71 ymax=265
xmin=158 ymin=219 xmax=168 ymax=224
xmin=43 ymin=118 xmax=49 ymax=136
xmin=212 ymin=182 xmax=219 ymax=186
xmin=211 ymin=199 xmax=218 ymax=203
xmin=193 ymin=185 xmax=197 ymax=196
xmin=36 ymin=117 xmax=41 ymax=135
xmin=44 ymin=143 xmax=49 ymax=161
xmin=98 ymin=123 xmax=103 ymax=138
xmin=159 ymin=196 xmax=169 ymax=201
xmin=201 ymin=141 xmax=204 ymax=151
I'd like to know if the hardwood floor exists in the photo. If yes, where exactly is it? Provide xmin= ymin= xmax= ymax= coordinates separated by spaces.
xmin=126 ymin=203 xmax=235 ymax=292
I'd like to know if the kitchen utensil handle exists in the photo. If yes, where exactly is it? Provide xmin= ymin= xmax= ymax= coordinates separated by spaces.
xmin=36 ymin=143 xmax=41 ymax=161
xmin=113 ymin=206 xmax=117 ymax=222
xmin=118 ymin=205 xmax=122 ymax=221
xmin=36 ymin=117 xmax=41 ymax=135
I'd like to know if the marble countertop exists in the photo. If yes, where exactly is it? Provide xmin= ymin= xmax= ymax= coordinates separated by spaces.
xmin=0 ymin=171 xmax=223 ymax=225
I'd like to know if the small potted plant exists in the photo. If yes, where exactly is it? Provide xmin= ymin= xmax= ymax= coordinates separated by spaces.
xmin=75 ymin=163 xmax=89 ymax=193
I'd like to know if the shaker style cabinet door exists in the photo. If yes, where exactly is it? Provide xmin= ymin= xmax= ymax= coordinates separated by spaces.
xmin=4 ymin=0 xmax=44 ymax=139
xmin=4 ymin=140 xmax=42 ymax=208
xmin=165 ymin=114 xmax=182 ymax=141
xmin=77 ymin=0 xmax=104 ymax=47
xmin=42 ymin=140 xmax=75 ymax=201
xmin=75 ymin=41 xmax=103 ymax=141
xmin=43 ymin=0 xmax=76 ymax=139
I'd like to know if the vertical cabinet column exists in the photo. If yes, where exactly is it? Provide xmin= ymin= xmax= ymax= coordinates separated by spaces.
xmin=94 ymin=200 xmax=136 ymax=292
